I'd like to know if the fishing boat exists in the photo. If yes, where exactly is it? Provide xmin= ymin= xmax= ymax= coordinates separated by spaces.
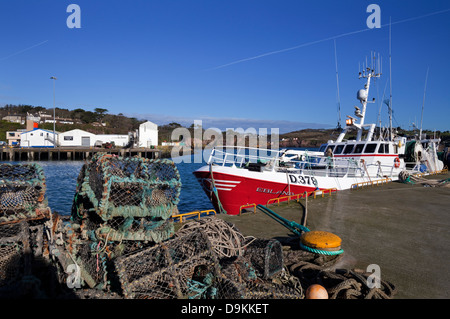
xmin=193 ymin=58 xmax=444 ymax=215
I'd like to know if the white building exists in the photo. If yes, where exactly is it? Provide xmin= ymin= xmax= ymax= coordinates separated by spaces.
xmin=95 ymin=134 xmax=129 ymax=147
xmin=58 ymin=129 xmax=97 ymax=147
xmin=58 ymin=129 xmax=129 ymax=147
xmin=14 ymin=124 xmax=156 ymax=148
xmin=138 ymin=121 xmax=158 ymax=147
xmin=20 ymin=128 xmax=58 ymax=148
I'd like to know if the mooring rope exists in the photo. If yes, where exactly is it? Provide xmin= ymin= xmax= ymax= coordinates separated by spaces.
xmin=209 ymin=163 xmax=227 ymax=214
xmin=299 ymin=242 xmax=344 ymax=256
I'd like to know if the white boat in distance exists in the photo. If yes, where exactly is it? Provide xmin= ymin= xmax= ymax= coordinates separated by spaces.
xmin=194 ymin=59 xmax=444 ymax=215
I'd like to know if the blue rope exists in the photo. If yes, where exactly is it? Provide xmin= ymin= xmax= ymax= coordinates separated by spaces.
xmin=299 ymin=242 xmax=344 ymax=256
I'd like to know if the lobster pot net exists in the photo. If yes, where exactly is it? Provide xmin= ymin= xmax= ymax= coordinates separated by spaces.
xmin=217 ymin=256 xmax=303 ymax=299
xmin=0 ymin=218 xmax=56 ymax=298
xmin=49 ymin=218 xmax=109 ymax=291
xmin=243 ymin=238 xmax=284 ymax=280
xmin=0 ymin=222 xmax=28 ymax=289
xmin=0 ymin=163 xmax=48 ymax=223
xmin=90 ymin=216 xmax=174 ymax=243
xmin=175 ymin=217 xmax=247 ymax=258
xmin=78 ymin=153 xmax=181 ymax=221
xmin=115 ymin=229 xmax=220 ymax=299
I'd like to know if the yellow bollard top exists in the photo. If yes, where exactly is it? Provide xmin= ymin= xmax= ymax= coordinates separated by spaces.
xmin=300 ymin=230 xmax=342 ymax=250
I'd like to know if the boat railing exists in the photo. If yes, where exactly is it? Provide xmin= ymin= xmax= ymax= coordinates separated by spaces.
xmin=207 ymin=147 xmax=424 ymax=179
xmin=208 ymin=146 xmax=282 ymax=169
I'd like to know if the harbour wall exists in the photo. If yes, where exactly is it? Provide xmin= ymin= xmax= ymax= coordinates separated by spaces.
xmin=0 ymin=147 xmax=161 ymax=161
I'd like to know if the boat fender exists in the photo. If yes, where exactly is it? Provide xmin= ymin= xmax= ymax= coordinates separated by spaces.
xmin=394 ymin=157 xmax=400 ymax=168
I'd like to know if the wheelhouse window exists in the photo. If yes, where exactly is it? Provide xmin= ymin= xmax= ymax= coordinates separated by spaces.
xmin=319 ymin=144 xmax=327 ymax=152
xmin=364 ymin=143 xmax=377 ymax=153
xmin=378 ymin=143 xmax=389 ymax=154
xmin=334 ymin=144 xmax=344 ymax=154
xmin=343 ymin=144 xmax=354 ymax=154
xmin=354 ymin=144 xmax=365 ymax=154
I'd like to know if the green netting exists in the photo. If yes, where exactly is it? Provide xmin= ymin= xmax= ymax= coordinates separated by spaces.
xmin=0 ymin=163 xmax=48 ymax=223
xmin=91 ymin=217 xmax=174 ymax=242
xmin=75 ymin=153 xmax=181 ymax=221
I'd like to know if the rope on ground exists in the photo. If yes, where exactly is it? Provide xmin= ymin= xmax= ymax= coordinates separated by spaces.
xmin=286 ymin=257 xmax=396 ymax=299
xmin=399 ymin=170 xmax=450 ymax=187
xmin=176 ymin=216 xmax=255 ymax=258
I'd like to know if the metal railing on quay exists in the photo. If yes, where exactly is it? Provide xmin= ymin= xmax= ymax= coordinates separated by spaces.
xmin=171 ymin=209 xmax=217 ymax=223
xmin=238 ymin=188 xmax=338 ymax=215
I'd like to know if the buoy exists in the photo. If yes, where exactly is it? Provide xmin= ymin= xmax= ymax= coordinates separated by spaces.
xmin=306 ymin=284 xmax=328 ymax=299
xmin=301 ymin=230 xmax=342 ymax=250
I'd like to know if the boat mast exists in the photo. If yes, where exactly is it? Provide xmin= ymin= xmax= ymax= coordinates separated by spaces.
xmin=334 ymin=39 xmax=342 ymax=130
xmin=419 ymin=67 xmax=429 ymax=140
xmin=388 ymin=17 xmax=393 ymax=141
xmin=336 ymin=56 xmax=380 ymax=143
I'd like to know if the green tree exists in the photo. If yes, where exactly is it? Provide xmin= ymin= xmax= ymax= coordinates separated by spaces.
xmin=80 ymin=111 xmax=97 ymax=124
xmin=94 ymin=108 xmax=108 ymax=124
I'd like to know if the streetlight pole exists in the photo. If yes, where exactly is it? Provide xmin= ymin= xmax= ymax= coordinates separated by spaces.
xmin=50 ymin=76 xmax=57 ymax=147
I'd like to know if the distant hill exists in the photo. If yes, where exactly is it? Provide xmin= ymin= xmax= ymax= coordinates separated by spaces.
xmin=1 ymin=104 xmax=448 ymax=147
xmin=0 ymin=104 xmax=145 ymax=142
xmin=279 ymin=128 xmax=343 ymax=148
xmin=278 ymin=126 xmax=450 ymax=149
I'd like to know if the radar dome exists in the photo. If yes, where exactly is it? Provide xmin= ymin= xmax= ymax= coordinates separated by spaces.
xmin=357 ymin=89 xmax=368 ymax=101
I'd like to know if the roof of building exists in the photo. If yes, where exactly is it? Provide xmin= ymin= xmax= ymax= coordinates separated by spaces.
xmin=140 ymin=121 xmax=158 ymax=130
xmin=20 ymin=128 xmax=59 ymax=135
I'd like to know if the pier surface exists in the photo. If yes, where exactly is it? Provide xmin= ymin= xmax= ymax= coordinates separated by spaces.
xmin=0 ymin=147 xmax=161 ymax=161
xmin=218 ymin=172 xmax=450 ymax=299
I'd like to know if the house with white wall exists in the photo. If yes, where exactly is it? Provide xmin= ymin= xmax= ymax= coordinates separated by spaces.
xmin=14 ymin=123 xmax=155 ymax=148
xmin=95 ymin=134 xmax=129 ymax=147
xmin=58 ymin=129 xmax=129 ymax=147
xmin=58 ymin=129 xmax=97 ymax=147
xmin=20 ymin=128 xmax=58 ymax=148
xmin=138 ymin=121 xmax=158 ymax=147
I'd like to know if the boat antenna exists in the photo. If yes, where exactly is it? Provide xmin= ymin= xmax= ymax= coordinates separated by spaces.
xmin=334 ymin=39 xmax=342 ymax=130
xmin=388 ymin=17 xmax=393 ymax=141
xmin=419 ymin=67 xmax=429 ymax=140
xmin=378 ymin=78 xmax=389 ymax=139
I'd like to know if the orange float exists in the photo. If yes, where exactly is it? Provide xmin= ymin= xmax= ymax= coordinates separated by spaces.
xmin=305 ymin=284 xmax=329 ymax=299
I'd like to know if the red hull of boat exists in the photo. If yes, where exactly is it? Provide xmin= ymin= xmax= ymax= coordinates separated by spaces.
xmin=193 ymin=170 xmax=319 ymax=215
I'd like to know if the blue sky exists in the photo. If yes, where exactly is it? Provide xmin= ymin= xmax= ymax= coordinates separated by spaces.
xmin=0 ymin=0 xmax=449 ymax=133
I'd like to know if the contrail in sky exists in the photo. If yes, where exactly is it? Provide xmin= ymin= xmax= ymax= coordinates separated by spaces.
xmin=0 ymin=40 xmax=49 ymax=61
xmin=207 ymin=8 xmax=450 ymax=71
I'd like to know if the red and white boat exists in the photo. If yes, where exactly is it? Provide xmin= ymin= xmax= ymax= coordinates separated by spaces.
xmin=194 ymin=62 xmax=444 ymax=215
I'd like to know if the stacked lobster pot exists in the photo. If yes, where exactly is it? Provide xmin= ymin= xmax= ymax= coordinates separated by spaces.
xmin=0 ymin=163 xmax=50 ymax=224
xmin=0 ymin=163 xmax=54 ymax=297
xmin=67 ymin=153 xmax=182 ymax=289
